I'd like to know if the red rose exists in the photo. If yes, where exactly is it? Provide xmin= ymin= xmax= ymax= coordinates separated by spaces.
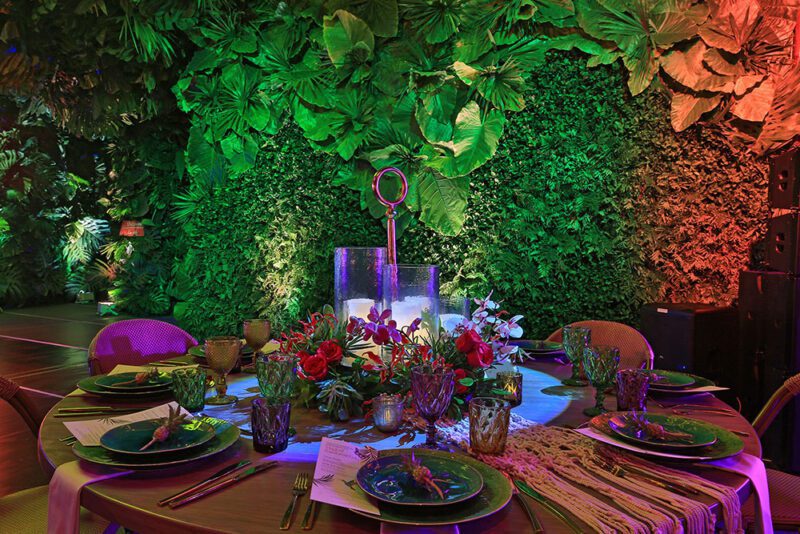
xmin=317 ymin=340 xmax=343 ymax=364
xmin=296 ymin=350 xmax=312 ymax=365
xmin=299 ymin=354 xmax=328 ymax=381
xmin=467 ymin=342 xmax=494 ymax=368
xmin=455 ymin=329 xmax=482 ymax=353
xmin=453 ymin=368 xmax=469 ymax=394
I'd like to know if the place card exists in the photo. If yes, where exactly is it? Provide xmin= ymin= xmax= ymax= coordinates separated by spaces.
xmin=309 ymin=437 xmax=380 ymax=515
xmin=63 ymin=402 xmax=191 ymax=447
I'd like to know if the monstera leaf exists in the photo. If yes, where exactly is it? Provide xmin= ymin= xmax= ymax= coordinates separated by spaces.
xmin=417 ymin=169 xmax=469 ymax=235
xmin=323 ymin=10 xmax=375 ymax=68
xmin=660 ymin=40 xmax=734 ymax=92
xmin=575 ymin=0 xmax=699 ymax=95
xmin=453 ymin=101 xmax=506 ymax=174
xmin=185 ymin=127 xmax=226 ymax=185
xmin=753 ymin=67 xmax=800 ymax=154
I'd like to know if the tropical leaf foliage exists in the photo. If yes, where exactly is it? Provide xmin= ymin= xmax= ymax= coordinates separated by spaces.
xmin=0 ymin=0 xmax=798 ymax=239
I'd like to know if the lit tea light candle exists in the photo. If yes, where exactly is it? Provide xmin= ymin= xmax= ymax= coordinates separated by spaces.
xmin=496 ymin=371 xmax=523 ymax=407
xmin=372 ymin=393 xmax=405 ymax=432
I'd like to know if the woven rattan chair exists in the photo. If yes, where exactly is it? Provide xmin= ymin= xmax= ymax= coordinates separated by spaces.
xmin=0 ymin=376 xmax=112 ymax=533
xmin=546 ymin=320 xmax=654 ymax=370
xmin=87 ymin=319 xmax=198 ymax=375
xmin=742 ymin=373 xmax=800 ymax=530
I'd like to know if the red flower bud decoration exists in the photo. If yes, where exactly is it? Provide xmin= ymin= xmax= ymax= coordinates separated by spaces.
xmin=455 ymin=329 xmax=482 ymax=353
xmin=467 ymin=342 xmax=494 ymax=368
xmin=317 ymin=339 xmax=343 ymax=364
xmin=298 ymin=354 xmax=328 ymax=381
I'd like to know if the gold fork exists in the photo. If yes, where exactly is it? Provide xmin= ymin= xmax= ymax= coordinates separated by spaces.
xmin=280 ymin=472 xmax=309 ymax=530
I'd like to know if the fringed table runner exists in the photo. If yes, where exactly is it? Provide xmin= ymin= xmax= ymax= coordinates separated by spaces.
xmin=440 ymin=415 xmax=743 ymax=534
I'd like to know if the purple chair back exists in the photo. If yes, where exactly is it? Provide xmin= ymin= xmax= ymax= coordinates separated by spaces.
xmin=87 ymin=319 xmax=198 ymax=375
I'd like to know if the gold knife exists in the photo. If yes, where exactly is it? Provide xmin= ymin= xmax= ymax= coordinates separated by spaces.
xmin=158 ymin=460 xmax=251 ymax=506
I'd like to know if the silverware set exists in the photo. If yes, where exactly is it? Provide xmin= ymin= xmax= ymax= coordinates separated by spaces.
xmin=159 ymin=460 xmax=277 ymax=508
xmin=280 ymin=472 xmax=310 ymax=530
xmin=54 ymin=406 xmax=139 ymax=418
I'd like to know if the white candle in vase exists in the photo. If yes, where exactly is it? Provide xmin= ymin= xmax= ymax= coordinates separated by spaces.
xmin=439 ymin=313 xmax=465 ymax=334
xmin=389 ymin=296 xmax=433 ymax=342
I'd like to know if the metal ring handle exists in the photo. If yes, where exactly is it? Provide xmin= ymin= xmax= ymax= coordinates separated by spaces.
xmin=372 ymin=167 xmax=408 ymax=209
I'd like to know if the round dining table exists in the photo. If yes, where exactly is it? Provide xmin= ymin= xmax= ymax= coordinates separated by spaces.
xmin=39 ymin=359 xmax=760 ymax=533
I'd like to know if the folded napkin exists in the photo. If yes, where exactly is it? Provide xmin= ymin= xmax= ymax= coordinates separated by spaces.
xmin=704 ymin=453 xmax=772 ymax=534
xmin=63 ymin=401 xmax=191 ymax=446
xmin=47 ymin=460 xmax=132 ymax=534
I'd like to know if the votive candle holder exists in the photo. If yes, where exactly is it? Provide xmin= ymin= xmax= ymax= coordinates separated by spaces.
xmin=372 ymin=393 xmax=405 ymax=433
xmin=496 ymin=371 xmax=523 ymax=407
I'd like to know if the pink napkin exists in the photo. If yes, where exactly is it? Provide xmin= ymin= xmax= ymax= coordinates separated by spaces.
xmin=380 ymin=525 xmax=459 ymax=534
xmin=706 ymin=453 xmax=772 ymax=534
xmin=47 ymin=460 xmax=133 ymax=534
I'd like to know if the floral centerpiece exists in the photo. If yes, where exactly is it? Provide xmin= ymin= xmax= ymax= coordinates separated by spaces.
xmin=280 ymin=294 xmax=525 ymax=422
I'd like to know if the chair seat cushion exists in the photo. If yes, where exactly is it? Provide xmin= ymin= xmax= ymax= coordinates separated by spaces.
xmin=0 ymin=485 xmax=110 ymax=533
xmin=742 ymin=468 xmax=800 ymax=528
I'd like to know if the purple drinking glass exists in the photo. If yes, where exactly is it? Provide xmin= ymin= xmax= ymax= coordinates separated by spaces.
xmin=616 ymin=368 xmax=650 ymax=411
xmin=410 ymin=365 xmax=455 ymax=450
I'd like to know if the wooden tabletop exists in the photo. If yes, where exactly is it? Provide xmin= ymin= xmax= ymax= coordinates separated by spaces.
xmin=38 ymin=360 xmax=760 ymax=533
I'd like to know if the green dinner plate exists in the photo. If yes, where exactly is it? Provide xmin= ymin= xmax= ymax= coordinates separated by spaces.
xmin=510 ymin=340 xmax=563 ymax=352
xmin=350 ymin=449 xmax=512 ymax=526
xmin=99 ymin=418 xmax=215 ymax=456
xmin=357 ymin=452 xmax=483 ymax=506
xmin=608 ymin=413 xmax=718 ymax=449
xmin=95 ymin=372 xmax=173 ymax=391
xmin=648 ymin=373 xmax=717 ymax=395
xmin=188 ymin=342 xmax=254 ymax=361
xmin=590 ymin=412 xmax=744 ymax=461
xmin=643 ymin=369 xmax=696 ymax=389
xmin=77 ymin=376 xmax=172 ymax=399
xmin=73 ymin=417 xmax=240 ymax=468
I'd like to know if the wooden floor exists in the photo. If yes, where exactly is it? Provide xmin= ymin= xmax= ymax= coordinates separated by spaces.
xmin=0 ymin=304 xmax=133 ymax=496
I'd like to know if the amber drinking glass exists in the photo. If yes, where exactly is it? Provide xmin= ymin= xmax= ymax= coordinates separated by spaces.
xmin=205 ymin=336 xmax=241 ymax=405
xmin=583 ymin=345 xmax=621 ymax=416
xmin=469 ymin=397 xmax=511 ymax=454
xmin=562 ymin=326 xmax=591 ymax=386
xmin=243 ymin=318 xmax=271 ymax=354
xmin=410 ymin=365 xmax=454 ymax=450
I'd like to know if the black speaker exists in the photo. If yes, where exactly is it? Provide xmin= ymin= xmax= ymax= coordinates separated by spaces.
xmin=769 ymin=149 xmax=800 ymax=208
xmin=639 ymin=303 xmax=738 ymax=388
xmin=766 ymin=212 xmax=800 ymax=273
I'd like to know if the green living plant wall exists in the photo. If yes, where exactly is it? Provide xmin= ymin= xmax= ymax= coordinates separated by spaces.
xmin=3 ymin=0 xmax=789 ymax=238
xmin=175 ymin=54 xmax=767 ymax=340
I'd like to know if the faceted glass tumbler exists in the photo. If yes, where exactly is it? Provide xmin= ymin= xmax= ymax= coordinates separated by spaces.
xmin=562 ymin=326 xmax=591 ymax=387
xmin=251 ymin=398 xmax=291 ymax=454
xmin=617 ymin=368 xmax=650 ymax=412
xmin=171 ymin=368 xmax=207 ymax=413
xmin=469 ymin=397 xmax=511 ymax=454
xmin=496 ymin=371 xmax=523 ymax=407
xmin=255 ymin=353 xmax=296 ymax=402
